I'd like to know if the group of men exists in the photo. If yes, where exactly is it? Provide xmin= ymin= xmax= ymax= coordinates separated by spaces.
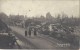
xmin=25 ymin=27 xmax=37 ymax=37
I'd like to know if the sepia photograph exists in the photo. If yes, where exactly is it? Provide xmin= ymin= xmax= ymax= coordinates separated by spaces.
xmin=0 ymin=0 xmax=79 ymax=50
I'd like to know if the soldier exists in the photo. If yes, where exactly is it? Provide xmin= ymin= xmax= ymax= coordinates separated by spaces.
xmin=34 ymin=28 xmax=37 ymax=36
xmin=28 ymin=28 xmax=31 ymax=37
xmin=25 ymin=30 xmax=27 ymax=36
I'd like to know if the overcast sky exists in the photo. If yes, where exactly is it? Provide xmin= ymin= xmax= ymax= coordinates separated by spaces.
xmin=0 ymin=0 xmax=79 ymax=17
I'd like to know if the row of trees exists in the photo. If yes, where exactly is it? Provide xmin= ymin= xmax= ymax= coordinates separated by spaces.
xmin=0 ymin=12 xmax=80 ymax=28
xmin=24 ymin=12 xmax=80 ymax=27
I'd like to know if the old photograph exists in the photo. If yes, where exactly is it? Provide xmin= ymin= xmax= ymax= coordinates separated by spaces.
xmin=0 ymin=0 xmax=79 ymax=50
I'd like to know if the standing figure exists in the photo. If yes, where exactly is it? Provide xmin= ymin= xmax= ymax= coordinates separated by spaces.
xmin=25 ymin=30 xmax=27 ymax=36
xmin=34 ymin=28 xmax=37 ymax=36
xmin=28 ymin=28 xmax=31 ymax=36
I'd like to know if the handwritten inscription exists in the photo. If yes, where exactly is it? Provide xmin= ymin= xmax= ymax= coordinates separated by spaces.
xmin=57 ymin=43 xmax=70 ymax=47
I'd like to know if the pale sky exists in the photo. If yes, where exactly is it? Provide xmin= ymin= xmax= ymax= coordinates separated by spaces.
xmin=0 ymin=0 xmax=79 ymax=17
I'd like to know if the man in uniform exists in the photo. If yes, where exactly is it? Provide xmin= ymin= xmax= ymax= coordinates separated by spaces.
xmin=28 ymin=28 xmax=31 ymax=37
xmin=34 ymin=28 xmax=37 ymax=36
xmin=25 ymin=30 xmax=27 ymax=36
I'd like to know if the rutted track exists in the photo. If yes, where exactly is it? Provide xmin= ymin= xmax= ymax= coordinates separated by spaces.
xmin=10 ymin=26 xmax=78 ymax=50
xmin=10 ymin=26 xmax=59 ymax=49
